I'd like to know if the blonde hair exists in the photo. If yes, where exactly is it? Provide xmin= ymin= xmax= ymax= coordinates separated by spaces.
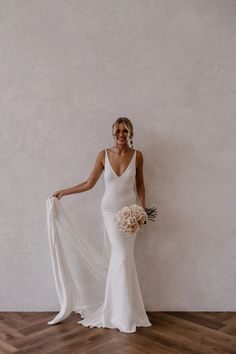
xmin=112 ymin=117 xmax=134 ymax=145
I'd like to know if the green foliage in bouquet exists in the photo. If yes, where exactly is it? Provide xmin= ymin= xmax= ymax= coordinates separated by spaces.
xmin=144 ymin=206 xmax=158 ymax=224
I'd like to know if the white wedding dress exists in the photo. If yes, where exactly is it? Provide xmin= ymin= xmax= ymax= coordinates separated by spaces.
xmin=46 ymin=148 xmax=152 ymax=333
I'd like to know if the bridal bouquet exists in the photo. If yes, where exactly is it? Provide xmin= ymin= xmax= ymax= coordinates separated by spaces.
xmin=115 ymin=204 xmax=157 ymax=235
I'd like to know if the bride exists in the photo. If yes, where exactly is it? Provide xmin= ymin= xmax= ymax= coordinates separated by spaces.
xmin=47 ymin=117 xmax=152 ymax=333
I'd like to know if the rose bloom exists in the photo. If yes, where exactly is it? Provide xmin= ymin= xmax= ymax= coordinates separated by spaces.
xmin=115 ymin=204 xmax=147 ymax=234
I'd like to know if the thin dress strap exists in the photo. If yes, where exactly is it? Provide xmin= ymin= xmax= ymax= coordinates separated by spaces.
xmin=105 ymin=149 xmax=108 ymax=162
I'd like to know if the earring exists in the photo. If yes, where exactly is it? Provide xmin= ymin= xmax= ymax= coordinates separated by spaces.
xmin=129 ymin=137 xmax=133 ymax=148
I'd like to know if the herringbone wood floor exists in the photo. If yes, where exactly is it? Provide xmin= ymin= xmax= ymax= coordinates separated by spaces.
xmin=0 ymin=311 xmax=236 ymax=354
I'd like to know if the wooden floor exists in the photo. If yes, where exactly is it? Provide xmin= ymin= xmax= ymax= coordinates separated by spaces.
xmin=0 ymin=311 xmax=236 ymax=354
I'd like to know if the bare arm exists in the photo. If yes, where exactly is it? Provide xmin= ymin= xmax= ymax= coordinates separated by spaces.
xmin=52 ymin=150 xmax=105 ymax=199
xmin=135 ymin=150 xmax=146 ymax=209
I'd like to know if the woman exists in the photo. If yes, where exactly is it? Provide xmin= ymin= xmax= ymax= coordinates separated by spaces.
xmin=47 ymin=117 xmax=152 ymax=333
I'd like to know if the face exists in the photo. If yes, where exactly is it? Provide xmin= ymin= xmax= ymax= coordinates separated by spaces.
xmin=115 ymin=123 xmax=129 ymax=144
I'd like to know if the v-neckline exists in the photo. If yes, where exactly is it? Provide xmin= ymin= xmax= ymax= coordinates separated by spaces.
xmin=106 ymin=149 xmax=136 ymax=178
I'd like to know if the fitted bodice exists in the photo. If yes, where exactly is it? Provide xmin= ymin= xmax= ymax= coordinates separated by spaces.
xmin=101 ymin=149 xmax=139 ymax=212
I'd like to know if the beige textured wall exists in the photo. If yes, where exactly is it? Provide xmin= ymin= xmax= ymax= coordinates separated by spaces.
xmin=1 ymin=0 xmax=236 ymax=311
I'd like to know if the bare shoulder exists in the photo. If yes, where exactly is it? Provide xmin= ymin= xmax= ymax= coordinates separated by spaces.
xmin=96 ymin=149 xmax=106 ymax=167
xmin=135 ymin=149 xmax=143 ymax=158
xmin=135 ymin=149 xmax=144 ymax=167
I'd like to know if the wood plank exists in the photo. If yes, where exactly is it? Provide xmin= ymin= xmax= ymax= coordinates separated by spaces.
xmin=0 ymin=312 xmax=235 ymax=354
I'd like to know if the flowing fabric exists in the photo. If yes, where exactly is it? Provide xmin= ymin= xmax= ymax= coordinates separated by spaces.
xmin=46 ymin=149 xmax=152 ymax=332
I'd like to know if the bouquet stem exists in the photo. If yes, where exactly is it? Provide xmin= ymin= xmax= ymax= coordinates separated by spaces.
xmin=144 ymin=206 xmax=158 ymax=223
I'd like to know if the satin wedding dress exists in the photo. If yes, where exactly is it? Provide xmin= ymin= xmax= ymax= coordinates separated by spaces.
xmin=46 ymin=148 xmax=152 ymax=333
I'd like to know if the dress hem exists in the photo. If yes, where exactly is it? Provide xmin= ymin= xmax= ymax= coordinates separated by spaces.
xmin=77 ymin=314 xmax=152 ymax=333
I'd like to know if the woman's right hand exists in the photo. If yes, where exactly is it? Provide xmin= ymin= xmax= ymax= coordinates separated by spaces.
xmin=50 ymin=190 xmax=65 ymax=200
